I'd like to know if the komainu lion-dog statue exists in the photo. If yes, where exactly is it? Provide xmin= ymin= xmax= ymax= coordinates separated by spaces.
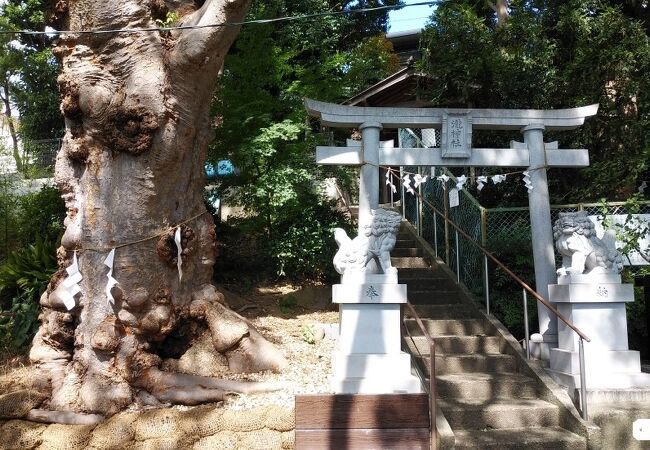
xmin=333 ymin=209 xmax=402 ymax=275
xmin=553 ymin=211 xmax=624 ymax=276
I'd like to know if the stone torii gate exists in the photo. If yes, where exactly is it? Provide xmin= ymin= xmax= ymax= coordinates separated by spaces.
xmin=306 ymin=98 xmax=598 ymax=353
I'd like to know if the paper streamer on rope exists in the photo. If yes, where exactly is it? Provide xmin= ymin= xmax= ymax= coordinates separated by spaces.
xmin=413 ymin=173 xmax=427 ymax=189
xmin=385 ymin=171 xmax=397 ymax=194
xmin=60 ymin=251 xmax=82 ymax=311
xmin=477 ymin=175 xmax=488 ymax=191
xmin=639 ymin=181 xmax=648 ymax=194
xmin=437 ymin=174 xmax=450 ymax=184
xmin=104 ymin=249 xmax=118 ymax=306
xmin=522 ymin=171 xmax=533 ymax=193
xmin=455 ymin=175 xmax=467 ymax=190
xmin=403 ymin=174 xmax=415 ymax=195
xmin=175 ymin=226 xmax=183 ymax=282
xmin=492 ymin=174 xmax=506 ymax=184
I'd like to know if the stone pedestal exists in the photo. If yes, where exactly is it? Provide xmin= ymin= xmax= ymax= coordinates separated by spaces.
xmin=547 ymin=274 xmax=650 ymax=390
xmin=330 ymin=273 xmax=422 ymax=394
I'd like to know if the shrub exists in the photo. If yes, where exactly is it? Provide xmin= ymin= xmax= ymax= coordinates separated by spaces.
xmin=15 ymin=185 xmax=65 ymax=245
xmin=212 ymin=193 xmax=353 ymax=283
xmin=271 ymin=201 xmax=352 ymax=281
xmin=0 ymin=238 xmax=57 ymax=349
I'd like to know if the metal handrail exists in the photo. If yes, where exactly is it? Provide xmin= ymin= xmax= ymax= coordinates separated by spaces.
xmin=403 ymin=301 xmax=437 ymax=450
xmin=414 ymin=189 xmax=590 ymax=342
xmin=407 ymin=187 xmax=592 ymax=420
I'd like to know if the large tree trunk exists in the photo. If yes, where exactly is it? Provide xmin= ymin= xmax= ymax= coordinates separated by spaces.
xmin=29 ymin=0 xmax=286 ymax=417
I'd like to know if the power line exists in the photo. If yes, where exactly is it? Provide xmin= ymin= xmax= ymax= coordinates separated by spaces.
xmin=0 ymin=1 xmax=438 ymax=37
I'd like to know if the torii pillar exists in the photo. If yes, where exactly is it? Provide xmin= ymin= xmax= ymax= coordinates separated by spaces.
xmin=522 ymin=124 xmax=559 ymax=342
xmin=358 ymin=122 xmax=382 ymax=232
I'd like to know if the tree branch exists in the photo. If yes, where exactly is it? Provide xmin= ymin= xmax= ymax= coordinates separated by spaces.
xmin=170 ymin=0 xmax=252 ymax=69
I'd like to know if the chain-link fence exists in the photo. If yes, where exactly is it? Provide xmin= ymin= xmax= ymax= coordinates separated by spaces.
xmin=22 ymin=138 xmax=61 ymax=177
xmin=486 ymin=202 xmax=650 ymax=272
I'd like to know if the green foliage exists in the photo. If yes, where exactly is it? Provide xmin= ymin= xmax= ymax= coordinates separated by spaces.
xmin=271 ymin=200 xmax=353 ymax=279
xmin=214 ymin=199 xmax=352 ymax=281
xmin=0 ymin=173 xmax=20 ymax=262
xmin=16 ymin=185 xmax=66 ymax=243
xmin=10 ymin=48 xmax=62 ymax=141
xmin=0 ymin=238 xmax=57 ymax=349
xmin=210 ymin=0 xmax=399 ymax=280
xmin=1 ymin=0 xmax=63 ymax=144
xmin=623 ymin=266 xmax=649 ymax=359
xmin=0 ymin=183 xmax=65 ymax=263
xmin=418 ymin=0 xmax=650 ymax=202
xmin=599 ymin=194 xmax=650 ymax=264
xmin=0 ymin=183 xmax=61 ymax=349
xmin=155 ymin=11 xmax=180 ymax=28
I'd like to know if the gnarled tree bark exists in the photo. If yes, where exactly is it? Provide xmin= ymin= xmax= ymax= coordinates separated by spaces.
xmin=30 ymin=0 xmax=286 ymax=416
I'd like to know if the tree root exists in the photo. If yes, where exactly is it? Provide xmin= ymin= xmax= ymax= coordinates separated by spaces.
xmin=135 ymin=367 xmax=289 ymax=406
xmin=26 ymin=409 xmax=105 ymax=425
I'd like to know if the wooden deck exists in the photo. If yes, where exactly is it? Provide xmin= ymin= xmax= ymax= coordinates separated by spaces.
xmin=295 ymin=393 xmax=431 ymax=450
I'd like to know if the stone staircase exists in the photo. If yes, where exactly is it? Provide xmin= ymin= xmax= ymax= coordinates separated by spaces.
xmin=393 ymin=225 xmax=596 ymax=450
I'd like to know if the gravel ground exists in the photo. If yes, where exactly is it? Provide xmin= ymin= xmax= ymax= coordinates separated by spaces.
xmin=223 ymin=310 xmax=338 ymax=410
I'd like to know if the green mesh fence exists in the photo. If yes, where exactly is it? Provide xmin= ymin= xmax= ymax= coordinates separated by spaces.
xmin=486 ymin=201 xmax=650 ymax=273
xmin=21 ymin=138 xmax=61 ymax=176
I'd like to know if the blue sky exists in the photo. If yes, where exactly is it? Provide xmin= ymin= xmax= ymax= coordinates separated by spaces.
xmin=388 ymin=0 xmax=435 ymax=33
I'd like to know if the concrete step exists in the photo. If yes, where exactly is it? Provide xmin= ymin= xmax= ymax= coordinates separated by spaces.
xmin=398 ymin=268 xmax=446 ymax=280
xmin=436 ymin=372 xmax=538 ymax=400
xmin=401 ymin=278 xmax=459 ymax=291
xmin=408 ymin=335 xmax=503 ymax=355
xmin=395 ymin=239 xmax=418 ymax=248
xmin=439 ymin=398 xmax=559 ymax=430
xmin=585 ymin=387 xmax=650 ymax=403
xmin=454 ymin=427 xmax=587 ymax=450
xmin=397 ymin=232 xmax=414 ymax=240
xmin=402 ymin=280 xmax=457 ymax=292
xmin=392 ymin=247 xmax=423 ymax=257
xmin=391 ymin=257 xmax=430 ymax=268
xmin=414 ymin=304 xmax=480 ymax=319
xmin=405 ymin=318 xmax=489 ymax=336
xmin=408 ymin=290 xmax=461 ymax=305
xmin=424 ymin=354 xmax=517 ymax=375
